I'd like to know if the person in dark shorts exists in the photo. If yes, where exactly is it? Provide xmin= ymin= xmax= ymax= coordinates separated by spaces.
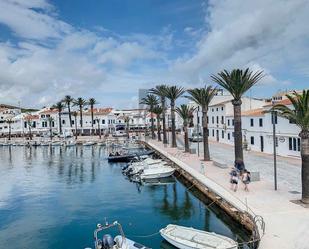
xmin=229 ymin=168 xmax=239 ymax=192
xmin=242 ymin=169 xmax=251 ymax=191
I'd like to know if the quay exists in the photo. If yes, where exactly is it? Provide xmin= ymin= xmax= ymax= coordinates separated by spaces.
xmin=142 ymin=138 xmax=309 ymax=249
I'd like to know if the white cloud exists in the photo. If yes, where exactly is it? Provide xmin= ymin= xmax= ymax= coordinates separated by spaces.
xmin=171 ymin=0 xmax=309 ymax=85
xmin=0 ymin=0 xmax=71 ymax=40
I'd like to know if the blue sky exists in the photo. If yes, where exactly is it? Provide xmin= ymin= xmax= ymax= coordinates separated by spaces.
xmin=0 ymin=0 xmax=308 ymax=108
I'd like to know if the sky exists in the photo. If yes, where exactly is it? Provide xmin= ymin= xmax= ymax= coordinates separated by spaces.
xmin=0 ymin=0 xmax=308 ymax=109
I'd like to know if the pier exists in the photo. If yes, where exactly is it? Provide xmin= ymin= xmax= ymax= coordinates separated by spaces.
xmin=142 ymin=137 xmax=309 ymax=249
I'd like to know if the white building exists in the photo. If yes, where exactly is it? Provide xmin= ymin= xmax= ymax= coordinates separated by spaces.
xmin=190 ymin=91 xmax=301 ymax=158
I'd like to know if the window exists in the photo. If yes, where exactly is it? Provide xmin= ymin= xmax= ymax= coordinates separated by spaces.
xmin=207 ymin=116 xmax=209 ymax=124
xmin=72 ymin=120 xmax=74 ymax=125
xmin=221 ymin=130 xmax=224 ymax=139
xmin=259 ymin=118 xmax=263 ymax=127
xmin=212 ymin=129 xmax=214 ymax=137
xmin=228 ymin=133 xmax=230 ymax=140
xmin=289 ymin=137 xmax=301 ymax=151
xmin=250 ymin=118 xmax=254 ymax=127
xmin=221 ymin=107 xmax=224 ymax=111
xmin=93 ymin=120 xmax=96 ymax=125
xmin=228 ymin=119 xmax=230 ymax=126
xmin=212 ymin=108 xmax=214 ymax=112
xmin=250 ymin=136 xmax=254 ymax=145
xmin=62 ymin=120 xmax=65 ymax=124
xmin=232 ymin=119 xmax=234 ymax=126
xmin=216 ymin=108 xmax=218 ymax=111
xmin=232 ymin=132 xmax=234 ymax=137
xmin=221 ymin=116 xmax=224 ymax=124
xmin=212 ymin=117 xmax=214 ymax=124
xmin=271 ymin=112 xmax=278 ymax=124
xmin=52 ymin=121 xmax=55 ymax=127
xmin=102 ymin=120 xmax=105 ymax=124
xmin=216 ymin=116 xmax=219 ymax=124
xmin=197 ymin=116 xmax=200 ymax=124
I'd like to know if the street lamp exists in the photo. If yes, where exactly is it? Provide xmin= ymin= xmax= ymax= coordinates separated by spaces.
xmin=272 ymin=101 xmax=278 ymax=191
xmin=196 ymin=106 xmax=200 ymax=157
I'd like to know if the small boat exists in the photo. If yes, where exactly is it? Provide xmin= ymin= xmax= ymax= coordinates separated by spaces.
xmin=140 ymin=167 xmax=175 ymax=180
xmin=65 ymin=140 xmax=76 ymax=147
xmin=96 ymin=142 xmax=105 ymax=146
xmin=142 ymin=176 xmax=176 ymax=186
xmin=83 ymin=141 xmax=96 ymax=146
xmin=160 ymin=224 xmax=238 ymax=249
xmin=51 ymin=141 xmax=62 ymax=146
xmin=86 ymin=221 xmax=150 ymax=249
xmin=108 ymin=150 xmax=154 ymax=163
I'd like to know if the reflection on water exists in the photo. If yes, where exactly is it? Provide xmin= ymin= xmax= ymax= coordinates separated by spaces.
xmin=0 ymin=146 xmax=251 ymax=249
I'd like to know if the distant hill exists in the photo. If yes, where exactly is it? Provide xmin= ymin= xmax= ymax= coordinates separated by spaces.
xmin=0 ymin=104 xmax=38 ymax=113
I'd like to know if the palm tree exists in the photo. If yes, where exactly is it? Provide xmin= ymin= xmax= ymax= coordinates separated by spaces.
xmin=63 ymin=95 xmax=74 ymax=127
xmin=152 ymin=105 xmax=163 ymax=141
xmin=150 ymin=85 xmax=168 ymax=144
xmin=176 ymin=104 xmax=195 ymax=152
xmin=52 ymin=101 xmax=65 ymax=135
xmin=47 ymin=116 xmax=54 ymax=141
xmin=73 ymin=97 xmax=87 ymax=128
xmin=124 ymin=115 xmax=130 ymax=139
xmin=211 ymin=68 xmax=264 ymax=161
xmin=88 ymin=98 xmax=97 ymax=135
xmin=186 ymin=86 xmax=217 ymax=161
xmin=272 ymin=90 xmax=309 ymax=204
xmin=140 ymin=94 xmax=159 ymax=139
xmin=72 ymin=111 xmax=78 ymax=139
xmin=164 ymin=86 xmax=185 ymax=147
xmin=5 ymin=118 xmax=14 ymax=141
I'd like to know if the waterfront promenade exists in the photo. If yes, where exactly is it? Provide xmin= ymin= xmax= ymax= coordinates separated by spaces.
xmin=146 ymin=137 xmax=309 ymax=249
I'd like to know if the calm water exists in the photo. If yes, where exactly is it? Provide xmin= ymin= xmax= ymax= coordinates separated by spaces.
xmin=0 ymin=146 xmax=251 ymax=248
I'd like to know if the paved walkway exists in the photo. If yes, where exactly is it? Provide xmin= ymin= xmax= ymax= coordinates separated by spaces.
xmin=146 ymin=137 xmax=309 ymax=249
xmin=190 ymin=139 xmax=302 ymax=192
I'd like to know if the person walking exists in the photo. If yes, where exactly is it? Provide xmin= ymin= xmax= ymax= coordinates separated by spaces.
xmin=242 ymin=169 xmax=251 ymax=191
xmin=230 ymin=167 xmax=239 ymax=192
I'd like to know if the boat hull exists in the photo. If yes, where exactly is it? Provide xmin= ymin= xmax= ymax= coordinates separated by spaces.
xmin=140 ymin=169 xmax=175 ymax=179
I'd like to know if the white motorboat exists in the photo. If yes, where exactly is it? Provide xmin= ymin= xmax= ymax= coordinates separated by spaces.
xmin=51 ymin=141 xmax=62 ymax=146
xmin=65 ymin=140 xmax=76 ymax=147
xmin=83 ymin=141 xmax=96 ymax=146
xmin=160 ymin=224 xmax=238 ymax=249
xmin=87 ymin=221 xmax=150 ymax=249
xmin=96 ymin=142 xmax=105 ymax=146
xmin=126 ymin=163 xmax=168 ymax=176
xmin=140 ymin=166 xmax=175 ymax=180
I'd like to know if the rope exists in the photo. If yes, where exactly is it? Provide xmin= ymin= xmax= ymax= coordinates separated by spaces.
xmin=127 ymin=231 xmax=161 ymax=238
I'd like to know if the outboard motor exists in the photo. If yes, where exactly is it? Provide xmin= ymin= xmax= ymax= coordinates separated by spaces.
xmin=102 ymin=234 xmax=114 ymax=249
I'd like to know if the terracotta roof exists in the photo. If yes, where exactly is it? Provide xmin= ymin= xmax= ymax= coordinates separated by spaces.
xmin=39 ymin=109 xmax=58 ymax=114
xmin=84 ymin=108 xmax=113 ymax=115
xmin=24 ymin=114 xmax=40 ymax=120
xmin=263 ymin=98 xmax=292 ymax=107
xmin=241 ymin=108 xmax=265 ymax=116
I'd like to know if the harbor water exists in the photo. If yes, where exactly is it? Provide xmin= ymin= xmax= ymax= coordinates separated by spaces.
xmin=0 ymin=146 xmax=251 ymax=248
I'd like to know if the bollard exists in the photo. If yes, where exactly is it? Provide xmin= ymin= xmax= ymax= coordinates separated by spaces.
xmin=200 ymin=162 xmax=205 ymax=175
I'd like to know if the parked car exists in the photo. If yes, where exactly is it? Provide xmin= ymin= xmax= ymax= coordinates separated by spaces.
xmin=189 ymin=132 xmax=203 ymax=142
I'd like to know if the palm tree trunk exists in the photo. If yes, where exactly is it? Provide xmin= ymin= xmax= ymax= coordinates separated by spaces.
xmin=157 ymin=119 xmax=161 ymax=141
xmin=202 ymin=108 xmax=210 ymax=160
xmin=59 ymin=113 xmax=62 ymax=134
xmin=184 ymin=125 xmax=189 ymax=152
xmin=79 ymin=107 xmax=83 ymax=128
xmin=91 ymin=107 xmax=94 ymax=135
xmin=233 ymin=100 xmax=244 ymax=161
xmin=8 ymin=123 xmax=11 ymax=141
xmin=301 ymin=132 xmax=309 ymax=204
xmin=171 ymin=101 xmax=177 ymax=148
xmin=74 ymin=115 xmax=78 ymax=139
xmin=151 ymin=112 xmax=155 ymax=139
xmin=162 ymin=98 xmax=167 ymax=144
xmin=49 ymin=121 xmax=52 ymax=141
xmin=68 ymin=104 xmax=72 ymax=127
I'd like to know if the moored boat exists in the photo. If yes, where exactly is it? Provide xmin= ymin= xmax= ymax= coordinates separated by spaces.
xmin=160 ymin=224 xmax=238 ymax=249
xmin=83 ymin=141 xmax=96 ymax=146
xmin=140 ymin=167 xmax=175 ymax=180
xmin=86 ymin=221 xmax=151 ymax=249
